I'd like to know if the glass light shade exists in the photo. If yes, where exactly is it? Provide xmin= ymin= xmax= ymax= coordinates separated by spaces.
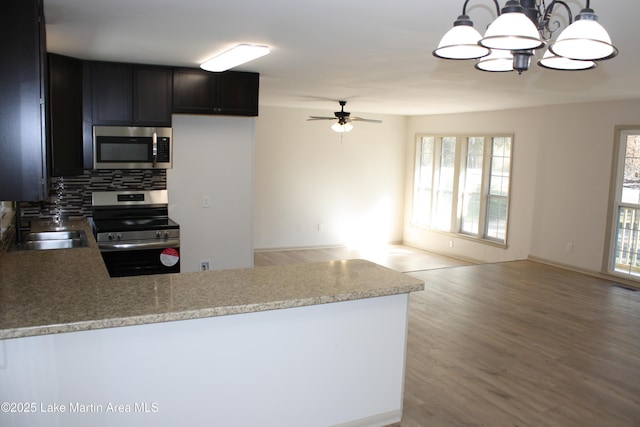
xmin=201 ymin=44 xmax=270 ymax=72
xmin=549 ymin=12 xmax=617 ymax=61
xmin=433 ymin=25 xmax=490 ymax=59
xmin=331 ymin=122 xmax=353 ymax=133
xmin=480 ymin=12 xmax=544 ymax=51
xmin=475 ymin=50 xmax=514 ymax=72
xmin=538 ymin=49 xmax=596 ymax=70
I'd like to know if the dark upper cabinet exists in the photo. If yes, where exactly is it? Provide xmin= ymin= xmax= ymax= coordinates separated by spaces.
xmin=0 ymin=0 xmax=47 ymax=201
xmin=172 ymin=68 xmax=259 ymax=116
xmin=90 ymin=61 xmax=172 ymax=127
xmin=133 ymin=65 xmax=173 ymax=126
xmin=91 ymin=61 xmax=132 ymax=126
xmin=48 ymin=53 xmax=84 ymax=176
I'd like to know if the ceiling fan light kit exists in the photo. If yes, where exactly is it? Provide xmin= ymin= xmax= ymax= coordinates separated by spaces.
xmin=434 ymin=0 xmax=617 ymax=73
xmin=200 ymin=44 xmax=270 ymax=72
xmin=331 ymin=122 xmax=354 ymax=133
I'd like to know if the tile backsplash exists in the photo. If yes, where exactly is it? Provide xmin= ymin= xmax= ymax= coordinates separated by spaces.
xmin=18 ymin=169 xmax=167 ymax=221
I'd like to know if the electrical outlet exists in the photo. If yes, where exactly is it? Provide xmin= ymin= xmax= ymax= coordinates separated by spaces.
xmin=200 ymin=260 xmax=211 ymax=271
xmin=202 ymin=195 xmax=211 ymax=208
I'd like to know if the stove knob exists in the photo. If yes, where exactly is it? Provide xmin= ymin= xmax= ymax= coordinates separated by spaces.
xmin=116 ymin=233 xmax=122 ymax=240
xmin=156 ymin=231 xmax=162 ymax=239
xmin=163 ymin=231 xmax=170 ymax=239
xmin=108 ymin=233 xmax=114 ymax=241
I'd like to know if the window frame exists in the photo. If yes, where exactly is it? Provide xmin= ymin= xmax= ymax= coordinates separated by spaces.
xmin=411 ymin=133 xmax=513 ymax=247
xmin=605 ymin=126 xmax=640 ymax=280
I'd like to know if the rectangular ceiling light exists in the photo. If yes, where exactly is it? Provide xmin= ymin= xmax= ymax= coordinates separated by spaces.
xmin=200 ymin=44 xmax=270 ymax=72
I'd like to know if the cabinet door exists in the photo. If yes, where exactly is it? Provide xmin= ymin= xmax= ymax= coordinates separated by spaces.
xmin=133 ymin=65 xmax=172 ymax=126
xmin=216 ymin=71 xmax=259 ymax=116
xmin=172 ymin=68 xmax=215 ymax=114
xmin=91 ymin=61 xmax=132 ymax=125
xmin=0 ymin=0 xmax=47 ymax=201
xmin=48 ymin=54 xmax=84 ymax=176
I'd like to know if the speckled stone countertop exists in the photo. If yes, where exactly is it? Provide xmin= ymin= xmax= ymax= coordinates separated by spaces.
xmin=0 ymin=220 xmax=424 ymax=340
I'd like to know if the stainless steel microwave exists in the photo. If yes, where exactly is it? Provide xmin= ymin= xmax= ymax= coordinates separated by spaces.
xmin=93 ymin=126 xmax=173 ymax=169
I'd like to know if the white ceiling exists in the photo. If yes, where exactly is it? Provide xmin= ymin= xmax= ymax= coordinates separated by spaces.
xmin=43 ymin=0 xmax=640 ymax=116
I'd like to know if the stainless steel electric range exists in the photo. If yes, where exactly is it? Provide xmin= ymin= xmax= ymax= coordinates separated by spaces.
xmin=90 ymin=190 xmax=180 ymax=277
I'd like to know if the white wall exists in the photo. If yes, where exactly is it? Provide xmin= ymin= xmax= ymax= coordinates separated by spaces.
xmin=0 ymin=294 xmax=409 ymax=427
xmin=404 ymin=98 xmax=640 ymax=275
xmin=254 ymin=106 xmax=407 ymax=249
xmin=166 ymin=98 xmax=640 ymax=276
xmin=167 ymin=115 xmax=254 ymax=272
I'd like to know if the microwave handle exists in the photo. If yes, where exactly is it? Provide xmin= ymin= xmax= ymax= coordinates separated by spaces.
xmin=152 ymin=132 xmax=158 ymax=167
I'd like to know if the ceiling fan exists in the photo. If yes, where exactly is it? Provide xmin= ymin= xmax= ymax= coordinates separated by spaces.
xmin=307 ymin=100 xmax=382 ymax=133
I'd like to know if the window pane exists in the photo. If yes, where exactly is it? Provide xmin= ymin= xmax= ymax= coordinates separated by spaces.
xmin=486 ymin=196 xmax=508 ymax=240
xmin=435 ymin=137 xmax=456 ymax=231
xmin=485 ymin=137 xmax=511 ymax=242
xmin=412 ymin=137 xmax=434 ymax=227
xmin=461 ymin=137 xmax=484 ymax=235
xmin=622 ymin=135 xmax=640 ymax=205
xmin=614 ymin=206 xmax=640 ymax=276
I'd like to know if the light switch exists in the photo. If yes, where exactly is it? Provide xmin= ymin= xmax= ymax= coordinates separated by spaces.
xmin=202 ymin=195 xmax=211 ymax=208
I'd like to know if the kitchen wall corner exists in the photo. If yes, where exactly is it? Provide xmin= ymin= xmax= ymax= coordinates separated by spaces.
xmin=167 ymin=114 xmax=255 ymax=272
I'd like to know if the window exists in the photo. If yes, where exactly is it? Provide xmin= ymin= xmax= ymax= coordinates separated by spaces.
xmin=412 ymin=134 xmax=513 ymax=244
xmin=608 ymin=128 xmax=640 ymax=279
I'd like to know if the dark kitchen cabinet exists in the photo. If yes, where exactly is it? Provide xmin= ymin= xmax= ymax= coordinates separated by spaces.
xmin=172 ymin=68 xmax=259 ymax=116
xmin=48 ymin=53 xmax=84 ymax=176
xmin=133 ymin=65 xmax=173 ymax=125
xmin=0 ymin=0 xmax=48 ymax=201
xmin=90 ymin=61 xmax=172 ymax=127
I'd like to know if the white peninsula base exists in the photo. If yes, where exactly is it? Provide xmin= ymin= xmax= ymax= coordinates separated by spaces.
xmin=1 ymin=293 xmax=410 ymax=427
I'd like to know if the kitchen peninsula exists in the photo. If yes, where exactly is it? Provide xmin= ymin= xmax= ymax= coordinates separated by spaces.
xmin=0 ymin=220 xmax=424 ymax=427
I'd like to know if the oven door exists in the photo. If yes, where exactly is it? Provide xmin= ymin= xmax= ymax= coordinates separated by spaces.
xmin=100 ymin=247 xmax=180 ymax=277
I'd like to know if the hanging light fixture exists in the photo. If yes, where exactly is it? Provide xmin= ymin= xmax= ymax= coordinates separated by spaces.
xmin=433 ymin=14 xmax=491 ymax=59
xmin=549 ymin=7 xmax=618 ymax=60
xmin=479 ymin=1 xmax=545 ymax=51
xmin=538 ymin=49 xmax=596 ymax=70
xmin=475 ymin=49 xmax=514 ymax=72
xmin=433 ymin=0 xmax=617 ymax=73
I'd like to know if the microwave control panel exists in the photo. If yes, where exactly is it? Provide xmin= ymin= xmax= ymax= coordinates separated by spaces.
xmin=157 ymin=137 xmax=170 ymax=162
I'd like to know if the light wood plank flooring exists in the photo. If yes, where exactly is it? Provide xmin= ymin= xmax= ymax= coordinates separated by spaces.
xmin=255 ymin=246 xmax=640 ymax=426
xmin=254 ymin=244 xmax=472 ymax=271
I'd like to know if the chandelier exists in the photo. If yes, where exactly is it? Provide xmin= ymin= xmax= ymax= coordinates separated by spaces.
xmin=433 ymin=0 xmax=617 ymax=73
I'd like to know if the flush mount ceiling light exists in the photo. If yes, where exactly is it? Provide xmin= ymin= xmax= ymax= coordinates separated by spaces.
xmin=433 ymin=0 xmax=617 ymax=74
xmin=200 ymin=44 xmax=270 ymax=72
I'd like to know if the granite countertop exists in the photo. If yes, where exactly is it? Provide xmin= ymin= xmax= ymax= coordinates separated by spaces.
xmin=0 ymin=219 xmax=424 ymax=340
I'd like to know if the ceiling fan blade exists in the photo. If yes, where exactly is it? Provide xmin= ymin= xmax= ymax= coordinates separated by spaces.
xmin=307 ymin=116 xmax=336 ymax=121
xmin=351 ymin=117 xmax=383 ymax=123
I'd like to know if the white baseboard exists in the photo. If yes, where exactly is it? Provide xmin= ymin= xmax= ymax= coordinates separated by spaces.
xmin=330 ymin=409 xmax=402 ymax=427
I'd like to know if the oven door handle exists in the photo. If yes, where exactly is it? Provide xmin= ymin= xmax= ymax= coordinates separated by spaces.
xmin=99 ymin=239 xmax=180 ymax=252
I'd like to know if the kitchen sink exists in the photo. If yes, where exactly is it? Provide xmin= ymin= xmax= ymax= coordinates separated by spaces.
xmin=17 ymin=230 xmax=89 ymax=251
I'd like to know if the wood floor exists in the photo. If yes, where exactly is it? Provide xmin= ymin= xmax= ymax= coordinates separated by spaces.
xmin=255 ymin=246 xmax=640 ymax=427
